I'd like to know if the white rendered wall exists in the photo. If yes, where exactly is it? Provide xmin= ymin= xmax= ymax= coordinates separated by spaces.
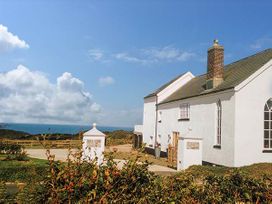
xmin=234 ymin=62 xmax=272 ymax=166
xmin=142 ymin=72 xmax=194 ymax=149
xmin=157 ymin=90 xmax=236 ymax=166
xmin=82 ymin=135 xmax=105 ymax=165
xmin=143 ymin=96 xmax=156 ymax=148
xmin=177 ymin=137 xmax=203 ymax=170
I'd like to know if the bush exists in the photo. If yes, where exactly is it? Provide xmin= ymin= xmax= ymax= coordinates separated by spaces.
xmin=0 ymin=142 xmax=29 ymax=161
xmin=13 ymin=149 xmax=272 ymax=203
xmin=199 ymin=171 xmax=272 ymax=203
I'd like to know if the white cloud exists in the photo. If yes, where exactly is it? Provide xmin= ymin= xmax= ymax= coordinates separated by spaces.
xmin=143 ymin=46 xmax=195 ymax=62
xmin=114 ymin=46 xmax=195 ymax=65
xmin=250 ymin=37 xmax=272 ymax=50
xmin=114 ymin=52 xmax=150 ymax=64
xmin=0 ymin=65 xmax=101 ymax=124
xmin=0 ymin=24 xmax=29 ymax=52
xmin=88 ymin=49 xmax=104 ymax=61
xmin=98 ymin=76 xmax=115 ymax=87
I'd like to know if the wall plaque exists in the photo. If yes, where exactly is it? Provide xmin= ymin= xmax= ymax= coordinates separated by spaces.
xmin=187 ymin=142 xmax=199 ymax=149
xmin=87 ymin=139 xmax=101 ymax=148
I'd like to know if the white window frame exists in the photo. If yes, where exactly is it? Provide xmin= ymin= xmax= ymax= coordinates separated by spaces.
xmin=264 ymin=98 xmax=272 ymax=150
xmin=179 ymin=103 xmax=190 ymax=120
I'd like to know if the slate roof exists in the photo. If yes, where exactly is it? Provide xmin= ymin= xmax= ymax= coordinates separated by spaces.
xmin=153 ymin=48 xmax=272 ymax=104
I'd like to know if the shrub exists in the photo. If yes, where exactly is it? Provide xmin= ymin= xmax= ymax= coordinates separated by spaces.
xmin=14 ymin=149 xmax=272 ymax=203
xmin=0 ymin=142 xmax=29 ymax=161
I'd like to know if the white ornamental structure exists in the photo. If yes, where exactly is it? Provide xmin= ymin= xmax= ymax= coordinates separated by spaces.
xmin=82 ymin=123 xmax=106 ymax=165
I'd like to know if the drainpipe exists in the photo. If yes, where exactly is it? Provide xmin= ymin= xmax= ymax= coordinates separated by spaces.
xmin=154 ymin=95 xmax=158 ymax=148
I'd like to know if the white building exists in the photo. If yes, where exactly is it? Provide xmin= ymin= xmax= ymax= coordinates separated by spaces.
xmin=136 ymin=40 xmax=272 ymax=167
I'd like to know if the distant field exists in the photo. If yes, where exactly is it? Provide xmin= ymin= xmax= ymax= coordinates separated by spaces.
xmin=0 ymin=129 xmax=133 ymax=148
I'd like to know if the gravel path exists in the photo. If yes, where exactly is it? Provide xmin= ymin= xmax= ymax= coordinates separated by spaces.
xmin=26 ymin=148 xmax=177 ymax=175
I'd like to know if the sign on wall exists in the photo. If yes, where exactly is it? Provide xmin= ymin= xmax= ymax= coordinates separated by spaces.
xmin=186 ymin=141 xmax=199 ymax=150
xmin=87 ymin=139 xmax=101 ymax=148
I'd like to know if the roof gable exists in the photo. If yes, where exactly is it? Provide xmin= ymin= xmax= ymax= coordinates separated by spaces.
xmin=144 ymin=73 xmax=187 ymax=98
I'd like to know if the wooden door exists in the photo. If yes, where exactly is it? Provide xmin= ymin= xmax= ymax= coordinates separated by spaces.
xmin=168 ymin=132 xmax=179 ymax=166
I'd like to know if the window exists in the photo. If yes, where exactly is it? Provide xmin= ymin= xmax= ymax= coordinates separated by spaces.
xmin=264 ymin=98 xmax=272 ymax=149
xmin=179 ymin=103 xmax=190 ymax=120
xmin=216 ymin=100 xmax=222 ymax=146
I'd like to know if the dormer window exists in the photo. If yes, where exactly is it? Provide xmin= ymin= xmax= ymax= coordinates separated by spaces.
xmin=179 ymin=103 xmax=190 ymax=120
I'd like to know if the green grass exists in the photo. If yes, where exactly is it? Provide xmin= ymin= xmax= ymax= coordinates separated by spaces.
xmin=0 ymin=154 xmax=48 ymax=182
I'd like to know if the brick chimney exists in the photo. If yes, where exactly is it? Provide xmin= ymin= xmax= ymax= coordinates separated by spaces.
xmin=206 ymin=39 xmax=224 ymax=89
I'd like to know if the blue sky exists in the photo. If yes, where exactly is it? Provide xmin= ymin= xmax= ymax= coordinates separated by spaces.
xmin=0 ymin=0 xmax=271 ymax=127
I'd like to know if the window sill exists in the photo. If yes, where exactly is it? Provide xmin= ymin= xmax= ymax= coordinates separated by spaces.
xmin=262 ymin=150 xmax=272 ymax=153
xmin=213 ymin=145 xmax=221 ymax=149
xmin=178 ymin=118 xmax=190 ymax=121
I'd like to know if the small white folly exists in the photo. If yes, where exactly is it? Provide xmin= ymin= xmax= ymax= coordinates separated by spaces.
xmin=82 ymin=123 xmax=106 ymax=165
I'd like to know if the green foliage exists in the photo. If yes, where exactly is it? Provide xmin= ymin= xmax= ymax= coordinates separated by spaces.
xmin=0 ymin=156 xmax=48 ymax=182
xmin=12 ymin=150 xmax=272 ymax=204
xmin=0 ymin=182 xmax=8 ymax=202
xmin=0 ymin=129 xmax=30 ymax=140
xmin=199 ymin=170 xmax=272 ymax=203
xmin=0 ymin=142 xmax=29 ymax=161
xmin=16 ymin=182 xmax=49 ymax=204
xmin=0 ymin=142 xmax=22 ymax=155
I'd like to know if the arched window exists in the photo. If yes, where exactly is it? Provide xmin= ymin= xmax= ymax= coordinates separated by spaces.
xmin=216 ymin=100 xmax=222 ymax=146
xmin=264 ymin=98 xmax=272 ymax=149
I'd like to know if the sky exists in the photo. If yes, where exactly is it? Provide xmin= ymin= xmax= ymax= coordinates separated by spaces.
xmin=0 ymin=0 xmax=272 ymax=127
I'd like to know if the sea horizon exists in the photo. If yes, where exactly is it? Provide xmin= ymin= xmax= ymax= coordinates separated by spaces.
xmin=0 ymin=122 xmax=133 ymax=135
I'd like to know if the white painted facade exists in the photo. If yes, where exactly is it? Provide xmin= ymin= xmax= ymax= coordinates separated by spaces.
xmin=177 ymin=137 xmax=203 ymax=170
xmin=82 ymin=123 xmax=106 ymax=165
xmin=142 ymin=72 xmax=195 ymax=149
xmin=234 ymin=60 xmax=272 ymax=166
xmin=139 ymin=59 xmax=272 ymax=167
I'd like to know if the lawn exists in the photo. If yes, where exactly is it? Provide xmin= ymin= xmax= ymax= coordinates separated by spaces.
xmin=0 ymin=154 xmax=48 ymax=182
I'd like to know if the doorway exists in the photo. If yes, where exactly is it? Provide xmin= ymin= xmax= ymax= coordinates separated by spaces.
xmin=168 ymin=131 xmax=179 ymax=167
